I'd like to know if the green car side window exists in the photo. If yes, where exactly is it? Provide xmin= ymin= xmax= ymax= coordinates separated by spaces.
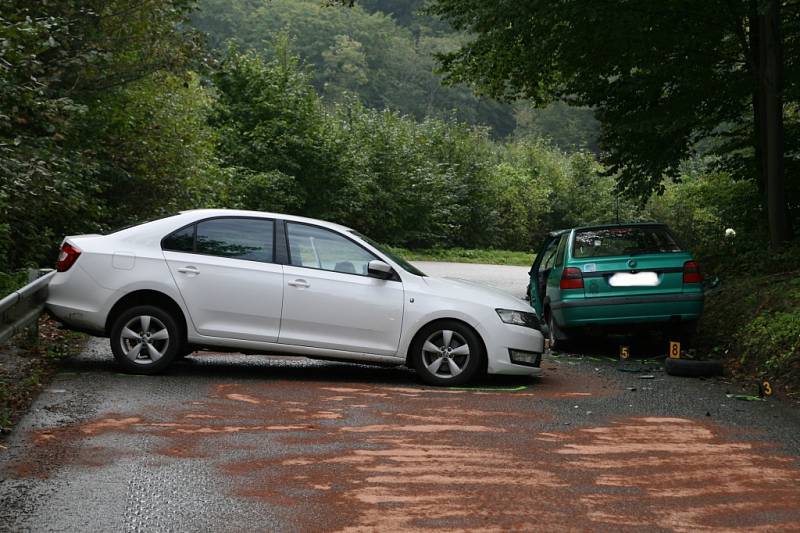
xmin=554 ymin=235 xmax=567 ymax=268
xmin=540 ymin=241 xmax=558 ymax=271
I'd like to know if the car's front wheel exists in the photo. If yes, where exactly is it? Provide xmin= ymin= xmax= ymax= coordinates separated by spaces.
xmin=410 ymin=320 xmax=484 ymax=386
xmin=110 ymin=305 xmax=179 ymax=374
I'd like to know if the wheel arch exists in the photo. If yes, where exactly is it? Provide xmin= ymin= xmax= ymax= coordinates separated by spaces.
xmin=105 ymin=289 xmax=188 ymax=346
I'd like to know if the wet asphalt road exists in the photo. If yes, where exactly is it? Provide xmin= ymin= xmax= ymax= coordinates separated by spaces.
xmin=2 ymin=262 xmax=800 ymax=532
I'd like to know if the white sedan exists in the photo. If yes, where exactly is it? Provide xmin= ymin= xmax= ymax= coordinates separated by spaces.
xmin=47 ymin=209 xmax=544 ymax=385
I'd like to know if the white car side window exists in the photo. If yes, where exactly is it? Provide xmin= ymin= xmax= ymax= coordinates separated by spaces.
xmin=195 ymin=218 xmax=274 ymax=263
xmin=287 ymin=223 xmax=377 ymax=276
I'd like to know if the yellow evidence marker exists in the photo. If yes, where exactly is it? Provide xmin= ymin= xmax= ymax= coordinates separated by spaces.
xmin=619 ymin=345 xmax=630 ymax=360
xmin=669 ymin=341 xmax=681 ymax=359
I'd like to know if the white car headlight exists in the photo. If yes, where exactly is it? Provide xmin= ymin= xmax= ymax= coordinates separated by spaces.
xmin=496 ymin=309 xmax=541 ymax=330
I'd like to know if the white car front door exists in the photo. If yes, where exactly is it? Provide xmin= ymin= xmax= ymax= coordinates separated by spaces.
xmin=163 ymin=217 xmax=284 ymax=342
xmin=279 ymin=222 xmax=404 ymax=356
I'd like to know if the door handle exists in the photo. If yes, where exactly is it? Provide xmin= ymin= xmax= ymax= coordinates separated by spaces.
xmin=288 ymin=279 xmax=310 ymax=288
xmin=176 ymin=266 xmax=199 ymax=275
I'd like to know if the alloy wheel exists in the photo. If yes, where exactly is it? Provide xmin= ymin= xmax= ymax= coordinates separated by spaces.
xmin=119 ymin=315 xmax=170 ymax=365
xmin=420 ymin=329 xmax=471 ymax=379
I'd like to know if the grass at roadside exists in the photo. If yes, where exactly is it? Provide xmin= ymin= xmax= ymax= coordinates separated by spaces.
xmin=698 ymin=272 xmax=800 ymax=400
xmin=0 ymin=318 xmax=87 ymax=434
xmin=388 ymin=246 xmax=534 ymax=266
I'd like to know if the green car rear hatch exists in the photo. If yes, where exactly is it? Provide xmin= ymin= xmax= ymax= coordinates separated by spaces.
xmin=569 ymin=225 xmax=691 ymax=299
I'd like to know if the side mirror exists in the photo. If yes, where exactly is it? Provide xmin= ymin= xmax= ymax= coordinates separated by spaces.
xmin=367 ymin=260 xmax=394 ymax=280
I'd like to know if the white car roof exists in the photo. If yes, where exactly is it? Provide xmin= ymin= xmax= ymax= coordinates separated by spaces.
xmin=178 ymin=209 xmax=355 ymax=233
xmin=100 ymin=209 xmax=360 ymax=249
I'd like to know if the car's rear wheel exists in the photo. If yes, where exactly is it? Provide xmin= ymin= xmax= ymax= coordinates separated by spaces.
xmin=110 ymin=305 xmax=179 ymax=374
xmin=546 ymin=311 xmax=557 ymax=349
xmin=545 ymin=307 xmax=563 ymax=344
xmin=411 ymin=321 xmax=483 ymax=386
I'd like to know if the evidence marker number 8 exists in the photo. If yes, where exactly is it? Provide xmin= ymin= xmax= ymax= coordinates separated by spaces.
xmin=669 ymin=341 xmax=681 ymax=359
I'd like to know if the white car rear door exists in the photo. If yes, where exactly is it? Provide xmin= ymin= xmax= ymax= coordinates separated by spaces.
xmin=162 ymin=217 xmax=284 ymax=342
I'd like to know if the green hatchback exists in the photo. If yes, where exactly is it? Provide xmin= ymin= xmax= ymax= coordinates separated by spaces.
xmin=528 ymin=223 xmax=704 ymax=346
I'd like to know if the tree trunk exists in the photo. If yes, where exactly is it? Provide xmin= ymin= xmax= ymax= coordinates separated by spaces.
xmin=748 ymin=5 xmax=766 ymax=200
xmin=756 ymin=0 xmax=793 ymax=245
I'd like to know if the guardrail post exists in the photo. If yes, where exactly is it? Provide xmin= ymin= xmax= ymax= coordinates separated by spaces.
xmin=24 ymin=269 xmax=40 ymax=347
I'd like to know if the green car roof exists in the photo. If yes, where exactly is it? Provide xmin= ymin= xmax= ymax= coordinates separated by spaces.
xmin=562 ymin=222 xmax=667 ymax=234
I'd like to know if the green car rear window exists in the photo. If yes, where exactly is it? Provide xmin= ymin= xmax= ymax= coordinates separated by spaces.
xmin=572 ymin=227 xmax=682 ymax=258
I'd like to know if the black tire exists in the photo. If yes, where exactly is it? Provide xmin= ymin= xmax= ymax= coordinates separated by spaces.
xmin=664 ymin=357 xmax=723 ymax=378
xmin=410 ymin=320 xmax=484 ymax=386
xmin=110 ymin=305 xmax=179 ymax=374
xmin=545 ymin=307 xmax=568 ymax=349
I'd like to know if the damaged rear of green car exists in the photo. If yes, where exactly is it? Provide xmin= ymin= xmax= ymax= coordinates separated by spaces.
xmin=528 ymin=224 xmax=704 ymax=346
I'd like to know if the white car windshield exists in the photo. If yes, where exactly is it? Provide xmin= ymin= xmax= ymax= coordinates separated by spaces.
xmin=349 ymin=232 xmax=427 ymax=277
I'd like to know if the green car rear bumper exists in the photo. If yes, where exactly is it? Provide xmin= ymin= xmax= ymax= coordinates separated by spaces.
xmin=552 ymin=292 xmax=704 ymax=327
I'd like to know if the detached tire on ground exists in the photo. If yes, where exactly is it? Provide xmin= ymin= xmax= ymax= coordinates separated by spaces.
xmin=110 ymin=304 xmax=180 ymax=374
xmin=664 ymin=357 xmax=723 ymax=378
xmin=410 ymin=320 xmax=484 ymax=386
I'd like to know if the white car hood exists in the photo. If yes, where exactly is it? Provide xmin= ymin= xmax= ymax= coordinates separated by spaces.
xmin=421 ymin=276 xmax=531 ymax=312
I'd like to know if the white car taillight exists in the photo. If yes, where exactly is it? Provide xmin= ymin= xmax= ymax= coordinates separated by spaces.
xmin=56 ymin=242 xmax=81 ymax=272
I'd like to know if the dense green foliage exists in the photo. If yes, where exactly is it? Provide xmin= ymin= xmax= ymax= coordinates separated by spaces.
xmin=698 ymin=266 xmax=800 ymax=397
xmin=0 ymin=0 xmax=622 ymax=273
xmin=192 ymin=0 xmax=517 ymax=136
xmin=0 ymin=0 xmax=209 ymax=270
xmin=197 ymin=41 xmax=620 ymax=250
xmin=0 ymin=0 xmax=772 ymax=271
xmin=429 ymin=0 xmax=800 ymax=245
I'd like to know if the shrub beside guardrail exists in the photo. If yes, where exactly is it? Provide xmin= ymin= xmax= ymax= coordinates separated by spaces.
xmin=0 ymin=269 xmax=55 ymax=346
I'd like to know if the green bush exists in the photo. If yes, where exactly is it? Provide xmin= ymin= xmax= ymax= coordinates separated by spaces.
xmin=0 ymin=271 xmax=28 ymax=298
xmin=644 ymin=168 xmax=766 ymax=275
xmin=699 ymin=273 xmax=800 ymax=396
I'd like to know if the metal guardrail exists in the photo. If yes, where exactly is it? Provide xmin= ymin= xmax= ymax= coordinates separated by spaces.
xmin=0 ymin=269 xmax=55 ymax=345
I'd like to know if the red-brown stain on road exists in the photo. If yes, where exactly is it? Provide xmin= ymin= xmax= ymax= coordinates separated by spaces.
xmin=8 ymin=368 xmax=800 ymax=531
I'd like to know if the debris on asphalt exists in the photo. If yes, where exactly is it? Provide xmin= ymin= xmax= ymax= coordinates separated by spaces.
xmin=639 ymin=375 xmax=656 ymax=379
xmin=626 ymin=387 xmax=637 ymax=392
xmin=726 ymin=394 xmax=766 ymax=402
xmin=449 ymin=385 xmax=529 ymax=392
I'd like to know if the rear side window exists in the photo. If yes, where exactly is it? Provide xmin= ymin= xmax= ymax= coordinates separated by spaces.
xmin=196 ymin=218 xmax=274 ymax=262
xmin=162 ymin=225 xmax=194 ymax=252
xmin=554 ymin=235 xmax=567 ymax=267
xmin=572 ymin=226 xmax=682 ymax=258
xmin=541 ymin=240 xmax=559 ymax=271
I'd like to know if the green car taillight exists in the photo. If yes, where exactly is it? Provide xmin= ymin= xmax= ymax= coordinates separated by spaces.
xmin=560 ymin=267 xmax=584 ymax=290
xmin=683 ymin=261 xmax=703 ymax=284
